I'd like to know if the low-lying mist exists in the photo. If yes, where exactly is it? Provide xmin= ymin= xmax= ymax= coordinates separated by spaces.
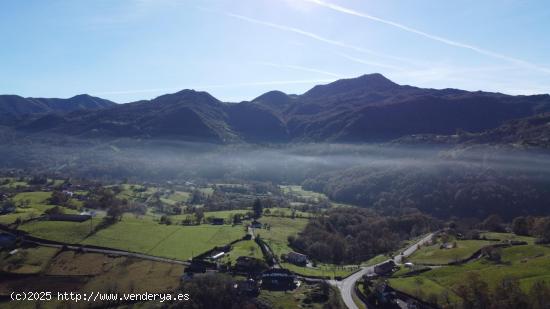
xmin=2 ymin=135 xmax=550 ymax=219
xmin=1 ymin=136 xmax=550 ymax=182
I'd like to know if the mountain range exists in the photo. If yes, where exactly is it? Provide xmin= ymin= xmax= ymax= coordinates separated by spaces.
xmin=3 ymin=73 xmax=550 ymax=144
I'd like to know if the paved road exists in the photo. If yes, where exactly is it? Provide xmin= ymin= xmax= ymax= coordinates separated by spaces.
xmin=333 ymin=233 xmax=435 ymax=309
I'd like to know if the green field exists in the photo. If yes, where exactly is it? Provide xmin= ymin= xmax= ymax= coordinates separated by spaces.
xmin=168 ymin=209 xmax=250 ymax=223
xmin=362 ymin=254 xmax=388 ymax=267
xmin=0 ymin=178 xmax=28 ymax=189
xmin=0 ymin=192 xmax=58 ymax=224
xmin=388 ymin=276 xmax=461 ymax=304
xmin=280 ymin=185 xmax=327 ymax=202
xmin=265 ymin=207 xmax=313 ymax=218
xmin=220 ymin=240 xmax=263 ymax=265
xmin=408 ymin=239 xmax=496 ymax=265
xmin=20 ymin=219 xmax=102 ymax=243
xmin=18 ymin=212 xmax=245 ymax=260
xmin=114 ymin=184 xmax=157 ymax=201
xmin=480 ymin=232 xmax=535 ymax=244
xmin=256 ymin=216 xmax=356 ymax=278
xmin=257 ymin=216 xmax=308 ymax=258
xmin=390 ymin=238 xmax=550 ymax=305
xmin=81 ymin=216 xmax=245 ymax=260
xmin=0 ymin=246 xmax=59 ymax=274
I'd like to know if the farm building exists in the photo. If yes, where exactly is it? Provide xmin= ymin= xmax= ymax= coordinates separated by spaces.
xmin=286 ymin=251 xmax=308 ymax=266
xmin=234 ymin=279 xmax=259 ymax=296
xmin=261 ymin=268 xmax=296 ymax=290
xmin=210 ymin=251 xmax=225 ymax=260
xmin=186 ymin=259 xmax=217 ymax=273
xmin=46 ymin=214 xmax=91 ymax=222
xmin=250 ymin=220 xmax=262 ymax=229
xmin=374 ymin=260 xmax=396 ymax=275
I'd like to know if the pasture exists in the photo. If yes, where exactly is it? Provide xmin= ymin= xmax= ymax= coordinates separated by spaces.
xmin=408 ymin=239 xmax=496 ymax=265
xmin=390 ymin=236 xmax=550 ymax=305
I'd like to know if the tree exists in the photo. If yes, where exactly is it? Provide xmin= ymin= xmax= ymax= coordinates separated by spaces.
xmin=484 ymin=247 xmax=502 ymax=263
xmin=195 ymin=207 xmax=204 ymax=224
xmin=107 ymin=204 xmax=124 ymax=221
xmin=1 ymin=200 xmax=15 ymax=213
xmin=535 ymin=218 xmax=550 ymax=244
xmin=45 ymin=206 xmax=64 ymax=215
xmin=252 ymin=198 xmax=262 ymax=219
xmin=492 ymin=277 xmax=529 ymax=309
xmin=455 ymin=272 xmax=490 ymax=309
xmin=482 ymin=214 xmax=504 ymax=232
xmin=160 ymin=215 xmax=172 ymax=225
xmin=49 ymin=190 xmax=69 ymax=206
xmin=232 ymin=213 xmax=242 ymax=225
xmin=512 ymin=216 xmax=530 ymax=236
xmin=189 ymin=189 xmax=206 ymax=205
xmin=529 ymin=280 xmax=550 ymax=309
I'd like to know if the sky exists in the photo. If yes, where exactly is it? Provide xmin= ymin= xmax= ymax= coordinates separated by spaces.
xmin=1 ymin=0 xmax=550 ymax=103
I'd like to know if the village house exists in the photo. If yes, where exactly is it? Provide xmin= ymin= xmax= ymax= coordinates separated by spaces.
xmin=286 ymin=251 xmax=308 ymax=266
xmin=374 ymin=260 xmax=396 ymax=275
xmin=234 ymin=279 xmax=260 ymax=296
xmin=250 ymin=220 xmax=262 ymax=229
xmin=261 ymin=268 xmax=296 ymax=290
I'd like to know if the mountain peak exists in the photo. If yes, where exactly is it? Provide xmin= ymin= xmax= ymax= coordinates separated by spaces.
xmin=153 ymin=89 xmax=221 ymax=106
xmin=303 ymin=73 xmax=399 ymax=98
xmin=70 ymin=94 xmax=93 ymax=99
xmin=252 ymin=90 xmax=293 ymax=107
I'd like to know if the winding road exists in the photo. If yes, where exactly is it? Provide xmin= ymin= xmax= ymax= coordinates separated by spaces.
xmin=333 ymin=233 xmax=435 ymax=309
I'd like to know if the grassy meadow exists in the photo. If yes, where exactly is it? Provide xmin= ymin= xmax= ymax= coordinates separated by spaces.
xmin=390 ymin=234 xmax=550 ymax=305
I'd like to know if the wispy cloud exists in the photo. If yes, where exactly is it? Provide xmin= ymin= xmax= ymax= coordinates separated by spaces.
xmin=303 ymin=0 xmax=550 ymax=74
xmin=256 ymin=62 xmax=341 ymax=77
xmin=225 ymin=12 xmax=414 ymax=66
xmin=337 ymin=53 xmax=403 ymax=71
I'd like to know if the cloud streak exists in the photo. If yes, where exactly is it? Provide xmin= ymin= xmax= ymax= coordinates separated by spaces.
xmin=256 ymin=62 xmax=342 ymax=77
xmin=337 ymin=53 xmax=404 ymax=71
xmin=225 ymin=12 xmax=413 ymax=66
xmin=303 ymin=0 xmax=550 ymax=74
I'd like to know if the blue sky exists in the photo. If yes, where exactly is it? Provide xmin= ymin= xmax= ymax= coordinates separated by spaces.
xmin=1 ymin=0 xmax=549 ymax=103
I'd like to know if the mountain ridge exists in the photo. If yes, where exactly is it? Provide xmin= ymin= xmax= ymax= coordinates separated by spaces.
xmin=5 ymin=73 xmax=550 ymax=144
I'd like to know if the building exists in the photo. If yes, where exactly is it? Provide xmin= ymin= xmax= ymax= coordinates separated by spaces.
xmin=261 ymin=268 xmax=296 ymax=290
xmin=286 ymin=251 xmax=308 ymax=266
xmin=211 ymin=218 xmax=224 ymax=225
xmin=234 ymin=279 xmax=260 ymax=296
xmin=374 ymin=260 xmax=396 ymax=275
xmin=210 ymin=251 xmax=225 ymax=260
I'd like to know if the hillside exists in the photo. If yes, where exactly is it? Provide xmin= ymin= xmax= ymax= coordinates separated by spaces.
xmin=394 ymin=112 xmax=550 ymax=148
xmin=0 ymin=94 xmax=115 ymax=126
xmin=8 ymin=74 xmax=550 ymax=143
